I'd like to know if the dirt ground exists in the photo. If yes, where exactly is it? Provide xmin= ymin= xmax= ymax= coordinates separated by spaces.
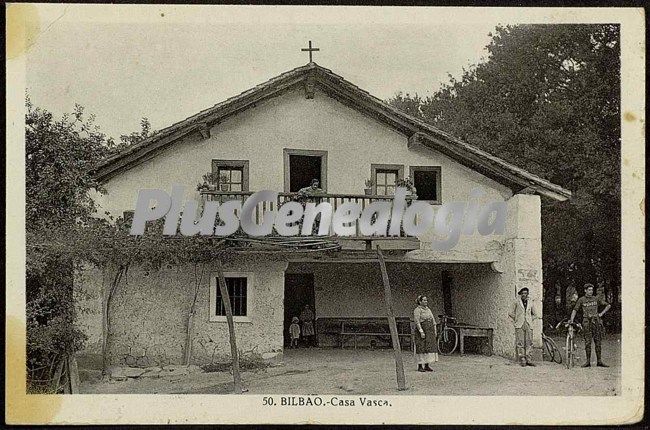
xmin=80 ymin=334 xmax=620 ymax=396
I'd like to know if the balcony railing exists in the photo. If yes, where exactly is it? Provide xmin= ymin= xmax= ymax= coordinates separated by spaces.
xmin=199 ymin=190 xmax=414 ymax=238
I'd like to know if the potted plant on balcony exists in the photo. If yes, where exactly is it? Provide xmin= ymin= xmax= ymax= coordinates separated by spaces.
xmin=396 ymin=176 xmax=417 ymax=199
xmin=197 ymin=172 xmax=218 ymax=192
xmin=218 ymin=173 xmax=230 ymax=192
xmin=364 ymin=178 xmax=375 ymax=195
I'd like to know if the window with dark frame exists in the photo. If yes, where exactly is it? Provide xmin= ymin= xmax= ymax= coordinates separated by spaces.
xmin=216 ymin=166 xmax=243 ymax=192
xmin=375 ymin=169 xmax=398 ymax=195
xmin=371 ymin=163 xmax=404 ymax=196
xmin=215 ymin=277 xmax=248 ymax=317
xmin=410 ymin=166 xmax=442 ymax=203
xmin=212 ymin=160 xmax=250 ymax=192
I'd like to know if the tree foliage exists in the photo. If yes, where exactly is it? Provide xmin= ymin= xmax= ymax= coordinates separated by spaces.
xmin=25 ymin=99 xmax=152 ymax=390
xmin=388 ymin=24 xmax=621 ymax=321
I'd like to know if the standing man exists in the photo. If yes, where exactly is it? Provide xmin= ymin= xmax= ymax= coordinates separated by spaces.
xmin=508 ymin=287 xmax=540 ymax=366
xmin=570 ymin=283 xmax=611 ymax=367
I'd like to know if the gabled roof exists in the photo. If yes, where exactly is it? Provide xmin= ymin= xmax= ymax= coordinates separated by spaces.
xmin=93 ymin=62 xmax=571 ymax=201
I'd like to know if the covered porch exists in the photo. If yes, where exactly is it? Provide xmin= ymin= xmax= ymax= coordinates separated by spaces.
xmin=283 ymin=258 xmax=507 ymax=354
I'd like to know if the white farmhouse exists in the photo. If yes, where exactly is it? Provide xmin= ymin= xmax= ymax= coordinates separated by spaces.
xmin=75 ymin=62 xmax=570 ymax=367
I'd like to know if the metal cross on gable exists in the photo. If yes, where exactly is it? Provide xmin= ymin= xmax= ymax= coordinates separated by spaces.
xmin=301 ymin=40 xmax=320 ymax=63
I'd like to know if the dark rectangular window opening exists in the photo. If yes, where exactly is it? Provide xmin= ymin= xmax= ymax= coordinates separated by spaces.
xmin=283 ymin=149 xmax=328 ymax=193
xmin=216 ymin=277 xmax=248 ymax=317
xmin=411 ymin=166 xmax=441 ymax=203
xmin=289 ymin=155 xmax=322 ymax=192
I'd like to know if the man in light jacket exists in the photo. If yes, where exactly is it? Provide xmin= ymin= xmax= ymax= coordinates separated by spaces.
xmin=508 ymin=287 xmax=540 ymax=366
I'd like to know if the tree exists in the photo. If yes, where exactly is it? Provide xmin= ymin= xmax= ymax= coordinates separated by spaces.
xmin=25 ymin=99 xmax=153 ymax=391
xmin=388 ymin=24 xmax=621 ymax=327
xmin=116 ymin=117 xmax=152 ymax=153
xmin=25 ymin=98 xmax=114 ymax=229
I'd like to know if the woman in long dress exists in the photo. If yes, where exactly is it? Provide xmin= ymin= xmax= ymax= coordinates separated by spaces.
xmin=300 ymin=304 xmax=316 ymax=347
xmin=414 ymin=295 xmax=438 ymax=372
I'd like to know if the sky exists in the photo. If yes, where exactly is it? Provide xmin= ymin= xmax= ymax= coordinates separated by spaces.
xmin=25 ymin=5 xmax=507 ymax=141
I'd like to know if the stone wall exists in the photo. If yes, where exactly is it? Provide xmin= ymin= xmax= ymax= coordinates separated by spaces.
xmin=425 ymin=194 xmax=544 ymax=359
xmin=75 ymin=258 xmax=287 ymax=366
xmin=450 ymin=264 xmax=514 ymax=357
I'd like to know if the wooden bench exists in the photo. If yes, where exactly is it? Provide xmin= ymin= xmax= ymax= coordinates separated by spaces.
xmin=336 ymin=317 xmax=413 ymax=350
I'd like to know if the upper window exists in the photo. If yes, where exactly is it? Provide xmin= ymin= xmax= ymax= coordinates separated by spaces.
xmin=376 ymin=170 xmax=397 ymax=195
xmin=210 ymin=273 xmax=253 ymax=322
xmin=283 ymin=149 xmax=328 ymax=193
xmin=371 ymin=164 xmax=404 ymax=196
xmin=410 ymin=166 xmax=441 ymax=203
xmin=212 ymin=160 xmax=250 ymax=192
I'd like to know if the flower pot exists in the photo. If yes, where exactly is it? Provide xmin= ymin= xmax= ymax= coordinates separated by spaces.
xmin=207 ymin=184 xmax=217 ymax=191
xmin=220 ymin=184 xmax=230 ymax=192
xmin=364 ymin=188 xmax=373 ymax=195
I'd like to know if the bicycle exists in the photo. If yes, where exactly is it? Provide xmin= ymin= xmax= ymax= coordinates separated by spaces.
xmin=557 ymin=319 xmax=582 ymax=369
xmin=437 ymin=315 xmax=459 ymax=355
xmin=541 ymin=324 xmax=562 ymax=364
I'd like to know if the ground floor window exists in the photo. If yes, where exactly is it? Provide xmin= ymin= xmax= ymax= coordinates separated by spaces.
xmin=210 ymin=273 xmax=253 ymax=322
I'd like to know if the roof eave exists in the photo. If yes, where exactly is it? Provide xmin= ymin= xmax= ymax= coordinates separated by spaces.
xmin=93 ymin=62 xmax=572 ymax=202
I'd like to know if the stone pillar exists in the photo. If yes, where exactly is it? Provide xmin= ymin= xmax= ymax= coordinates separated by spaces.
xmin=502 ymin=194 xmax=544 ymax=360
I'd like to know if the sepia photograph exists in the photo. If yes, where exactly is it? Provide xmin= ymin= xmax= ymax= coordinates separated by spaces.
xmin=5 ymin=4 xmax=645 ymax=425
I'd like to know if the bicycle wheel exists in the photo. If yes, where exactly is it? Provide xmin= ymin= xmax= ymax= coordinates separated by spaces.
xmin=542 ymin=337 xmax=553 ymax=362
xmin=437 ymin=327 xmax=458 ymax=355
xmin=545 ymin=336 xmax=562 ymax=364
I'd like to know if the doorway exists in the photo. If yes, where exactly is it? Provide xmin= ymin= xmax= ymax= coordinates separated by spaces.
xmin=283 ymin=149 xmax=328 ymax=192
xmin=284 ymin=273 xmax=315 ymax=346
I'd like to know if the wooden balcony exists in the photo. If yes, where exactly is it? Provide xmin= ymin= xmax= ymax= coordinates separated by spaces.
xmin=199 ymin=190 xmax=418 ymax=245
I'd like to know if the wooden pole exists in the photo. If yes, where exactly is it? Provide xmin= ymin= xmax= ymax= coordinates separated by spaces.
xmin=102 ymin=265 xmax=125 ymax=374
xmin=215 ymin=258 xmax=243 ymax=394
xmin=184 ymin=264 xmax=204 ymax=365
xmin=377 ymin=247 xmax=407 ymax=391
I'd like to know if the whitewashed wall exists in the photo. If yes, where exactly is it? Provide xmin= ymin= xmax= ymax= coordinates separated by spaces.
xmin=91 ymin=86 xmax=514 ymax=260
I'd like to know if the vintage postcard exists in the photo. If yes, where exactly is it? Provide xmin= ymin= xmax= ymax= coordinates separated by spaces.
xmin=5 ymin=4 xmax=645 ymax=425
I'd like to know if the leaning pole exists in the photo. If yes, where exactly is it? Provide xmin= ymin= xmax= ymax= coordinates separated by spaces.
xmin=377 ymin=247 xmax=407 ymax=391
xmin=216 ymin=258 xmax=243 ymax=394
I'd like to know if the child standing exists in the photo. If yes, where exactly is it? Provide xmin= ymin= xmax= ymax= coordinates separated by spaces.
xmin=289 ymin=317 xmax=301 ymax=348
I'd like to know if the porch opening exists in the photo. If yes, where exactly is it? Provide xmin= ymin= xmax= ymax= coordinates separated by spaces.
xmin=284 ymin=261 xmax=498 ymax=355
xmin=283 ymin=273 xmax=316 ymax=347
